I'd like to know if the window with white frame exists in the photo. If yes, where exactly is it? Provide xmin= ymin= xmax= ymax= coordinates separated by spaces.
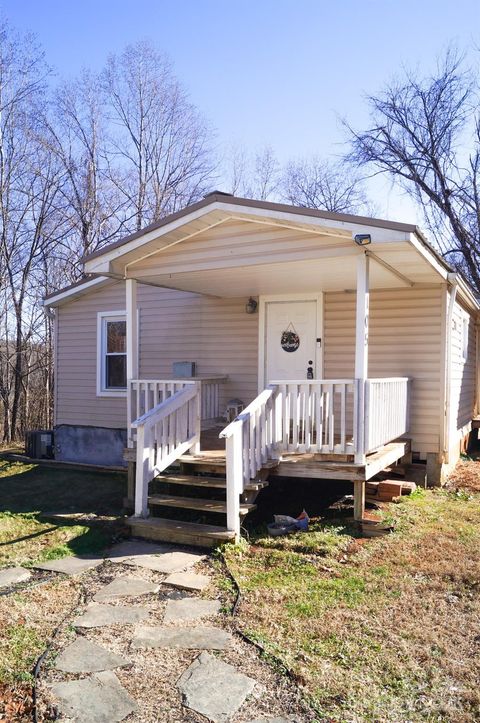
xmin=97 ymin=312 xmax=127 ymax=394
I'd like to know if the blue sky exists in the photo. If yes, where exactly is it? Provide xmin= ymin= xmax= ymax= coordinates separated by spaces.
xmin=2 ymin=0 xmax=479 ymax=222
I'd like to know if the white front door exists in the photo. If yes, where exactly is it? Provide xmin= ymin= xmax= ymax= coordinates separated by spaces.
xmin=264 ymin=299 xmax=319 ymax=384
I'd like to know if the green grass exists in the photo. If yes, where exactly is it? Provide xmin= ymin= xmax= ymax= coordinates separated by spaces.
xmin=0 ymin=459 xmax=128 ymax=689
xmin=224 ymin=483 xmax=480 ymax=722
xmin=0 ymin=460 xmax=127 ymax=566
xmin=0 ymin=460 xmax=125 ymax=515
xmin=2 ymin=624 xmax=42 ymax=683
xmin=0 ymin=511 xmax=108 ymax=567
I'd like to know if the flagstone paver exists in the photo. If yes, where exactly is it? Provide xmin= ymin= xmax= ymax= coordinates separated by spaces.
xmin=73 ymin=603 xmax=149 ymax=628
xmin=54 ymin=637 xmax=130 ymax=673
xmin=124 ymin=549 xmax=205 ymax=573
xmin=177 ymin=651 xmax=256 ymax=722
xmin=93 ymin=575 xmax=159 ymax=602
xmin=50 ymin=670 xmax=137 ymax=722
xmin=164 ymin=597 xmax=221 ymax=622
xmin=40 ymin=542 xmax=307 ymax=721
xmin=132 ymin=625 xmax=232 ymax=650
xmin=33 ymin=555 xmax=103 ymax=575
xmin=106 ymin=540 xmax=173 ymax=563
xmin=0 ymin=566 xmax=31 ymax=588
xmin=163 ymin=570 xmax=210 ymax=592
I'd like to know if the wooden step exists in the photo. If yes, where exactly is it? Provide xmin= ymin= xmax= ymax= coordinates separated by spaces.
xmin=179 ymin=455 xmax=226 ymax=475
xmin=148 ymin=493 xmax=255 ymax=516
xmin=154 ymin=473 xmax=268 ymax=492
xmin=126 ymin=516 xmax=235 ymax=548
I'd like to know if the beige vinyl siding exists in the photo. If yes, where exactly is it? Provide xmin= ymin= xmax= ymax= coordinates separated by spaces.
xmin=56 ymin=281 xmax=258 ymax=429
xmin=132 ymin=220 xmax=342 ymax=274
xmin=56 ymin=282 xmax=126 ymax=428
xmin=449 ymin=298 xmax=477 ymax=447
xmin=324 ymin=287 xmax=445 ymax=458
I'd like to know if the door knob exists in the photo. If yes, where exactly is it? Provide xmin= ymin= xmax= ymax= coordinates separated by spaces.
xmin=307 ymin=361 xmax=314 ymax=379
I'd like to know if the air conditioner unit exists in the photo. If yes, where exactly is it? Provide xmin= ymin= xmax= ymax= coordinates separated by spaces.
xmin=172 ymin=361 xmax=196 ymax=378
xmin=25 ymin=430 xmax=54 ymax=459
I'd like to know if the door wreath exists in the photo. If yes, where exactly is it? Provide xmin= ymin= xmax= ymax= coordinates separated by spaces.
xmin=281 ymin=322 xmax=300 ymax=352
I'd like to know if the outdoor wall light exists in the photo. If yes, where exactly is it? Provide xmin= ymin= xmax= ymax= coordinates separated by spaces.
xmin=354 ymin=234 xmax=372 ymax=246
xmin=245 ymin=297 xmax=258 ymax=314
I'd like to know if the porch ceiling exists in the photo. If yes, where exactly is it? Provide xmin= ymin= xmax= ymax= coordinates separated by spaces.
xmin=124 ymin=228 xmax=443 ymax=297
xmin=128 ymin=253 xmax=416 ymax=296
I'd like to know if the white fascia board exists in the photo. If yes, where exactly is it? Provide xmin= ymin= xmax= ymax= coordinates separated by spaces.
xmin=43 ymin=276 xmax=112 ymax=308
xmin=448 ymin=272 xmax=480 ymax=312
xmin=219 ymin=202 xmax=411 ymax=244
xmin=408 ymin=232 xmax=449 ymax=280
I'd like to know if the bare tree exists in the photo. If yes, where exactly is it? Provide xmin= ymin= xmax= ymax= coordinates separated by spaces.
xmin=102 ymin=40 xmax=216 ymax=231
xmin=0 ymin=21 xmax=64 ymax=441
xmin=347 ymin=49 xmax=480 ymax=292
xmin=247 ymin=146 xmax=280 ymax=200
xmin=47 ymin=71 xmax=125 ymax=278
xmin=282 ymin=156 xmax=371 ymax=213
xmin=225 ymin=143 xmax=248 ymax=196
xmin=225 ymin=144 xmax=280 ymax=200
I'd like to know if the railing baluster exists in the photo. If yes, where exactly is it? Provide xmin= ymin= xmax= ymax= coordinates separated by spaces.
xmin=290 ymin=383 xmax=299 ymax=451
xmin=256 ymin=407 xmax=262 ymax=469
xmin=249 ymin=410 xmax=255 ymax=478
xmin=340 ymin=383 xmax=346 ymax=452
xmin=243 ymin=419 xmax=250 ymax=487
xmin=315 ymin=384 xmax=322 ymax=452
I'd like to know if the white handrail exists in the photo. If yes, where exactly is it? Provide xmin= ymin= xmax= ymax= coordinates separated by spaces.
xmin=133 ymin=382 xmax=201 ymax=517
xmin=132 ymin=385 xmax=197 ymax=428
xmin=221 ymin=385 xmax=278 ymax=438
xmin=128 ymin=377 xmax=227 ymax=445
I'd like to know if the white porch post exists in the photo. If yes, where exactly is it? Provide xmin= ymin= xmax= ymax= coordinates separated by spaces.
xmin=354 ymin=252 xmax=369 ymax=466
xmin=126 ymin=278 xmax=138 ymax=447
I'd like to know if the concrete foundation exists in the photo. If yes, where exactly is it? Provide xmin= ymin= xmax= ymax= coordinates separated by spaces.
xmin=55 ymin=424 xmax=127 ymax=467
xmin=426 ymin=453 xmax=446 ymax=487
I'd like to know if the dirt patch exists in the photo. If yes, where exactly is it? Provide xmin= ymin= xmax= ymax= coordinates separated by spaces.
xmin=447 ymin=457 xmax=480 ymax=493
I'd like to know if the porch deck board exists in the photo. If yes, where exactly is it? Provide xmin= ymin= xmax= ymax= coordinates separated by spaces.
xmin=177 ymin=435 xmax=407 ymax=483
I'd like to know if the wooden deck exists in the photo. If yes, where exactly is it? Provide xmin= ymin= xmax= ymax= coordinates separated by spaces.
xmin=127 ymin=424 xmax=409 ymax=547
xmin=185 ymin=427 xmax=408 ymax=483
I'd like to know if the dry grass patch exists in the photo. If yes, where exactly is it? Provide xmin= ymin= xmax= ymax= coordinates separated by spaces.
xmin=0 ymin=577 xmax=81 ymax=683
xmin=448 ymin=454 xmax=480 ymax=493
xmin=0 ymin=577 xmax=81 ymax=721
xmin=224 ymin=485 xmax=480 ymax=722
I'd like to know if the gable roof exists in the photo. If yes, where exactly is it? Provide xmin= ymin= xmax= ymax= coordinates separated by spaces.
xmin=43 ymin=192 xmax=479 ymax=311
xmin=81 ymin=191 xmax=427 ymax=265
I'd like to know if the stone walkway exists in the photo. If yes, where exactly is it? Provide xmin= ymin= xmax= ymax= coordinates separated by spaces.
xmin=2 ymin=541 xmax=309 ymax=721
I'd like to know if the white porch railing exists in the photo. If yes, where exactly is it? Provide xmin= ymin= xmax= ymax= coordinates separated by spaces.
xmin=274 ymin=380 xmax=357 ymax=454
xmin=364 ymin=377 xmax=410 ymax=454
xmin=132 ymin=383 xmax=201 ymax=517
xmin=220 ymin=377 xmax=410 ymax=537
xmin=128 ymin=376 xmax=226 ymax=445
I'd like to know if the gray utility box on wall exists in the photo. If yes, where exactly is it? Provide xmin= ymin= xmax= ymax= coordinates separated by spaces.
xmin=173 ymin=361 xmax=196 ymax=377
xmin=25 ymin=430 xmax=54 ymax=459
